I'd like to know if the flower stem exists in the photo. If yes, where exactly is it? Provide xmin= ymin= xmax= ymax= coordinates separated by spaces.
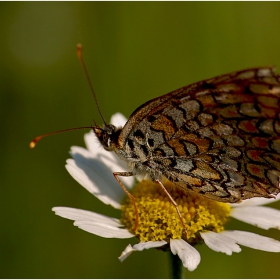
xmin=168 ymin=251 xmax=182 ymax=279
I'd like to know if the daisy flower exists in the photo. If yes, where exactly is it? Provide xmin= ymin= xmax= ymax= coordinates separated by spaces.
xmin=53 ymin=113 xmax=280 ymax=272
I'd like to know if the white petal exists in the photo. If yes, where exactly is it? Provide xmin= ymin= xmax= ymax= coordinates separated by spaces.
xmin=66 ymin=157 xmax=123 ymax=209
xmin=118 ymin=241 xmax=167 ymax=262
xmin=200 ymin=231 xmax=241 ymax=255
xmin=74 ymin=220 xmax=133 ymax=238
xmin=231 ymin=192 xmax=280 ymax=207
xmin=52 ymin=207 xmax=134 ymax=239
xmin=170 ymin=239 xmax=201 ymax=271
xmin=110 ymin=113 xmax=127 ymax=127
xmin=82 ymin=130 xmax=100 ymax=156
xmin=119 ymin=244 xmax=135 ymax=262
xmin=133 ymin=240 xmax=167 ymax=251
xmin=70 ymin=144 xmax=127 ymax=181
xmin=220 ymin=230 xmax=280 ymax=252
xmin=52 ymin=206 xmax=120 ymax=225
xmin=230 ymin=206 xmax=280 ymax=230
xmin=83 ymin=132 xmax=134 ymax=189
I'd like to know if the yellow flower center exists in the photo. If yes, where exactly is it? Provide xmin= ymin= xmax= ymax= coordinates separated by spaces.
xmin=121 ymin=179 xmax=231 ymax=243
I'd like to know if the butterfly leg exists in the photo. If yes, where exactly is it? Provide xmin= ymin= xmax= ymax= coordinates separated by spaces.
xmin=113 ymin=172 xmax=139 ymax=232
xmin=156 ymin=179 xmax=188 ymax=238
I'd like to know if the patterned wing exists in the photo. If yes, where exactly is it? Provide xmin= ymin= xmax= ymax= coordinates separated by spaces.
xmin=119 ymin=67 xmax=280 ymax=203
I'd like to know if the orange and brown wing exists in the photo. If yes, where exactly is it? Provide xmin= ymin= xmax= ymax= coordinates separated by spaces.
xmin=120 ymin=67 xmax=280 ymax=202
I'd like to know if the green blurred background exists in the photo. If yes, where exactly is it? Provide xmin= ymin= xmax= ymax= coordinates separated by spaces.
xmin=1 ymin=2 xmax=280 ymax=278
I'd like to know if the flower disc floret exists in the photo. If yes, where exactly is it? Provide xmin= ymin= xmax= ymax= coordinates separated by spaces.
xmin=121 ymin=180 xmax=231 ymax=243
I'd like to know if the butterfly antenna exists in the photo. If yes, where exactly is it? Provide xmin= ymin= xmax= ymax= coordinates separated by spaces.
xmin=29 ymin=126 xmax=93 ymax=148
xmin=76 ymin=44 xmax=107 ymax=125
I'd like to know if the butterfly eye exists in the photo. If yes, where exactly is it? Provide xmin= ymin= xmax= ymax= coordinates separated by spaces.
xmin=100 ymin=134 xmax=112 ymax=151
xmin=98 ymin=124 xmax=120 ymax=151
xmin=107 ymin=138 xmax=111 ymax=148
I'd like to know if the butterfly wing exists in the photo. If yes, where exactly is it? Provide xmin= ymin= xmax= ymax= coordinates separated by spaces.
xmin=118 ymin=67 xmax=280 ymax=203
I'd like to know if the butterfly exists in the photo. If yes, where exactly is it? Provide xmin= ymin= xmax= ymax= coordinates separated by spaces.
xmin=93 ymin=66 xmax=280 ymax=205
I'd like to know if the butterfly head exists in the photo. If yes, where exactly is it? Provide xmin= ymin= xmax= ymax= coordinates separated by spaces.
xmin=93 ymin=124 xmax=121 ymax=152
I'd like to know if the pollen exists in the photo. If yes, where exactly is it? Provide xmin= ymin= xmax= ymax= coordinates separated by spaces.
xmin=121 ymin=180 xmax=231 ymax=243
